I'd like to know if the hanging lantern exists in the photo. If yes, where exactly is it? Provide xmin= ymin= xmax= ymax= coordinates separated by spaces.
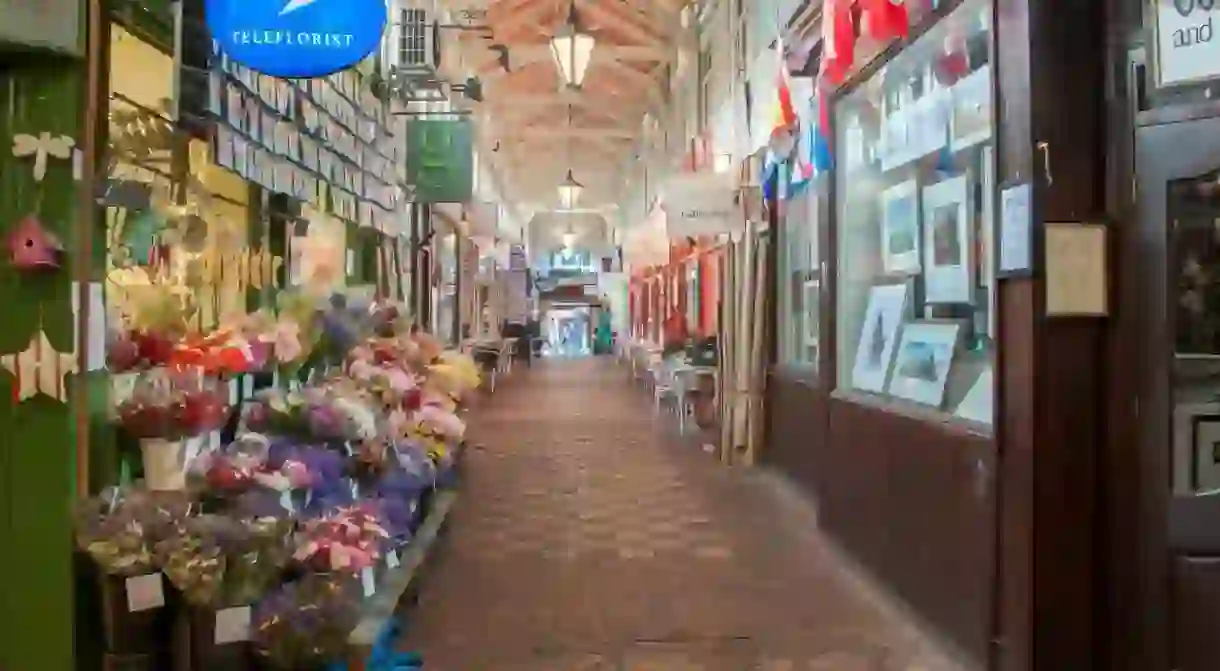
xmin=550 ymin=0 xmax=596 ymax=89
xmin=557 ymin=169 xmax=584 ymax=209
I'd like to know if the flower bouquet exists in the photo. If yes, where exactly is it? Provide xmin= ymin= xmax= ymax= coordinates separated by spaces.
xmin=293 ymin=504 xmax=389 ymax=573
xmin=105 ymin=284 xmax=191 ymax=373
xmin=253 ymin=574 xmax=361 ymax=670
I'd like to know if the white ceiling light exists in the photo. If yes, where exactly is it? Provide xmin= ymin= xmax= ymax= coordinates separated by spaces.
xmin=550 ymin=0 xmax=595 ymax=89
xmin=557 ymin=169 xmax=584 ymax=209
xmin=562 ymin=229 xmax=578 ymax=249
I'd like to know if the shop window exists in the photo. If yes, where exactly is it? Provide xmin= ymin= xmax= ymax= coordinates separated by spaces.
xmin=833 ymin=0 xmax=996 ymax=427
xmin=778 ymin=176 xmax=820 ymax=371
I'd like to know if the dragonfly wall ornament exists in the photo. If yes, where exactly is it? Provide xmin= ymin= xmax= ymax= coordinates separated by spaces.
xmin=11 ymin=132 xmax=76 ymax=182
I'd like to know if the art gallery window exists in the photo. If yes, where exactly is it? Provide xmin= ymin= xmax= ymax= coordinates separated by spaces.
xmin=832 ymin=0 xmax=996 ymax=427
xmin=777 ymin=175 xmax=820 ymax=371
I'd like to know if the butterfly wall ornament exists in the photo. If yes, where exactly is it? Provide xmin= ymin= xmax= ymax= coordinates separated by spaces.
xmin=11 ymin=132 xmax=76 ymax=182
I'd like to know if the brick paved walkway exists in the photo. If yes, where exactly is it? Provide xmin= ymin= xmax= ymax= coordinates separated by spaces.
xmin=402 ymin=358 xmax=971 ymax=670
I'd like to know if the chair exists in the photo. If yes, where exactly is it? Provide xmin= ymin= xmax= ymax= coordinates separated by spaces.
xmin=649 ymin=357 xmax=678 ymax=415
xmin=671 ymin=366 xmax=701 ymax=435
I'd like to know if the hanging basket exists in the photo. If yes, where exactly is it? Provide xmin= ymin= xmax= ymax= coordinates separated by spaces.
xmin=140 ymin=438 xmax=187 ymax=491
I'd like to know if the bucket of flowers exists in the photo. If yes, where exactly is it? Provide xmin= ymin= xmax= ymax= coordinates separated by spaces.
xmin=157 ymin=512 xmax=294 ymax=671
xmin=74 ymin=487 xmax=192 ymax=656
xmin=252 ymin=574 xmax=361 ymax=670
xmin=115 ymin=368 xmax=230 ymax=491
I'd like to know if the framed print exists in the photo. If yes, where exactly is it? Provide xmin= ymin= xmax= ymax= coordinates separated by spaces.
xmin=803 ymin=279 xmax=820 ymax=349
xmin=880 ymin=179 xmax=922 ymax=275
xmin=850 ymin=283 xmax=910 ymax=393
xmin=887 ymin=321 xmax=962 ymax=407
xmin=953 ymin=365 xmax=994 ymax=425
xmin=950 ymin=65 xmax=993 ymax=152
xmin=1173 ymin=401 xmax=1220 ymax=495
xmin=922 ymin=175 xmax=974 ymax=304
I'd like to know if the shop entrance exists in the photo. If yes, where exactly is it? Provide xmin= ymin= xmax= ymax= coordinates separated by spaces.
xmin=1131 ymin=115 xmax=1220 ymax=670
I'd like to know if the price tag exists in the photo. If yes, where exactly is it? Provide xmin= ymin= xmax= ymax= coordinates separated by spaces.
xmin=242 ymin=376 xmax=254 ymax=399
xmin=228 ymin=379 xmax=239 ymax=405
xmin=279 ymin=490 xmax=294 ymax=513
xmin=125 ymin=573 xmax=165 ymax=612
xmin=386 ymin=550 xmax=400 ymax=569
xmin=349 ymin=479 xmax=359 ymax=499
xmin=360 ymin=567 xmax=376 ymax=597
xmin=214 ymin=605 xmax=252 ymax=644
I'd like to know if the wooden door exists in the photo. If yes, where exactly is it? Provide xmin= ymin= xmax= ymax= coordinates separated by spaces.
xmin=1135 ymin=115 xmax=1220 ymax=670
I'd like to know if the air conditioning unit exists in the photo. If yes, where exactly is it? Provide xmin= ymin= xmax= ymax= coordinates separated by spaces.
xmin=396 ymin=2 xmax=442 ymax=76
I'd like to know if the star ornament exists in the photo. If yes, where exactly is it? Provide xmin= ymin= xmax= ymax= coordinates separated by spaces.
xmin=0 ymin=329 xmax=78 ymax=403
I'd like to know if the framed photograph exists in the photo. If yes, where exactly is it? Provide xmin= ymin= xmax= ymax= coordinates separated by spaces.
xmin=980 ymin=145 xmax=997 ymax=336
xmin=922 ymin=175 xmax=974 ymax=304
xmin=881 ymin=179 xmax=921 ymax=275
xmin=1173 ymin=402 xmax=1220 ymax=495
xmin=802 ymin=279 xmax=820 ymax=349
xmin=953 ymin=365 xmax=993 ymax=425
xmin=850 ymin=283 xmax=910 ymax=393
xmin=887 ymin=321 xmax=962 ymax=407
xmin=950 ymin=65 xmax=993 ymax=152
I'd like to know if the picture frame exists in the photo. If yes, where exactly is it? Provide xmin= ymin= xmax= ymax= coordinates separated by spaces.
xmin=887 ymin=321 xmax=962 ymax=407
xmin=953 ymin=365 xmax=993 ymax=425
xmin=880 ymin=179 xmax=922 ymax=275
xmin=1172 ymin=402 xmax=1220 ymax=495
xmin=950 ymin=65 xmax=993 ymax=152
xmin=850 ymin=283 xmax=910 ymax=393
xmin=802 ymin=279 xmax=820 ymax=349
xmin=921 ymin=174 xmax=974 ymax=304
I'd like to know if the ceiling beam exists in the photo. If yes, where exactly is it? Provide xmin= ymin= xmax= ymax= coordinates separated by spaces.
xmin=574 ymin=0 xmax=665 ymax=47
xmin=491 ymin=0 xmax=559 ymax=41
xmin=476 ymin=89 xmax=633 ymax=109
xmin=471 ymin=44 xmax=670 ymax=77
xmin=506 ymin=125 xmax=636 ymax=139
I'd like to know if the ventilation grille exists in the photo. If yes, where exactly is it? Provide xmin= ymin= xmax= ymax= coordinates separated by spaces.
xmin=398 ymin=8 xmax=429 ymax=68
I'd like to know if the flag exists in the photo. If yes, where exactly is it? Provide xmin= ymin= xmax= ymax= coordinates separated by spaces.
xmin=821 ymin=0 xmax=856 ymax=85
xmin=767 ymin=37 xmax=799 ymax=157
xmin=862 ymin=0 xmax=909 ymax=43
xmin=811 ymin=82 xmax=833 ymax=173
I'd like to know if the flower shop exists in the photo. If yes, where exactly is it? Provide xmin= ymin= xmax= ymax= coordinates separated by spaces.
xmin=81 ymin=292 xmax=481 ymax=671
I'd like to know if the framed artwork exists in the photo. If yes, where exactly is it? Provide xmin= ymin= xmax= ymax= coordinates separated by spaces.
xmin=888 ymin=321 xmax=962 ymax=407
xmin=950 ymin=65 xmax=993 ymax=152
xmin=803 ymin=279 xmax=820 ymax=349
xmin=922 ymin=175 xmax=974 ymax=304
xmin=850 ymin=283 xmax=910 ymax=393
xmin=953 ymin=365 xmax=993 ymax=425
xmin=980 ymin=145 xmax=997 ymax=336
xmin=1173 ymin=402 xmax=1220 ymax=495
xmin=880 ymin=179 xmax=921 ymax=275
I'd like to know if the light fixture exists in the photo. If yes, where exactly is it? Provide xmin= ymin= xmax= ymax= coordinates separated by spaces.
xmin=713 ymin=153 xmax=733 ymax=174
xmin=562 ymin=229 xmax=578 ymax=249
xmin=556 ymin=103 xmax=584 ymax=208
xmin=557 ymin=169 xmax=584 ymax=209
xmin=549 ymin=0 xmax=595 ymax=89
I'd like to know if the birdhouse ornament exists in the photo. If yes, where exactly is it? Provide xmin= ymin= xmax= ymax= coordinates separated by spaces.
xmin=9 ymin=215 xmax=64 ymax=272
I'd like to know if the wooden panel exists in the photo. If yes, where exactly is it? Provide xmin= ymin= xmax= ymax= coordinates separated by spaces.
xmin=764 ymin=373 xmax=825 ymax=496
xmin=1172 ymin=557 xmax=1220 ymax=670
xmin=823 ymin=398 xmax=995 ymax=666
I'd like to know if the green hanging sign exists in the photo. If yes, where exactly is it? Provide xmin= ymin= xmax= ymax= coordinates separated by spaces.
xmin=405 ymin=119 xmax=474 ymax=204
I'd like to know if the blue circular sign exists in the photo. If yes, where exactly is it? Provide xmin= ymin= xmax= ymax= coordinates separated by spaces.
xmin=206 ymin=0 xmax=387 ymax=78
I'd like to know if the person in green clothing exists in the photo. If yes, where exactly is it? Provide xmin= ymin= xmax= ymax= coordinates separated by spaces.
xmin=595 ymin=298 xmax=613 ymax=355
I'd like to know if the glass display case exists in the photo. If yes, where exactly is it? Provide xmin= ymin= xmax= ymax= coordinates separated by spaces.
xmin=833 ymin=0 xmax=996 ymax=427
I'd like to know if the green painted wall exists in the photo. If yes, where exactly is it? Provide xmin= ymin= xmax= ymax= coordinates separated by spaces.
xmin=0 ymin=55 xmax=85 ymax=671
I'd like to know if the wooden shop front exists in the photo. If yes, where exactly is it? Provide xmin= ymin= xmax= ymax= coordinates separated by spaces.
xmin=764 ymin=0 xmax=1110 ymax=669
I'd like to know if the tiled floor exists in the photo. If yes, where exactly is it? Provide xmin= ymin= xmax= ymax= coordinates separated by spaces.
xmin=402 ymin=358 xmax=972 ymax=671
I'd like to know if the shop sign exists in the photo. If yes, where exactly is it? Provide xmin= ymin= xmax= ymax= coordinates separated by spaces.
xmin=0 ymin=0 xmax=80 ymax=55
xmin=1155 ymin=0 xmax=1220 ymax=86
xmin=661 ymin=174 xmax=739 ymax=238
xmin=406 ymin=120 xmax=475 ymax=204
xmin=206 ymin=0 xmax=386 ymax=78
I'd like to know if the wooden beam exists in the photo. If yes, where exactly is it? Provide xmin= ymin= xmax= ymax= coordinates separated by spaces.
xmin=575 ymin=0 xmax=664 ymax=46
